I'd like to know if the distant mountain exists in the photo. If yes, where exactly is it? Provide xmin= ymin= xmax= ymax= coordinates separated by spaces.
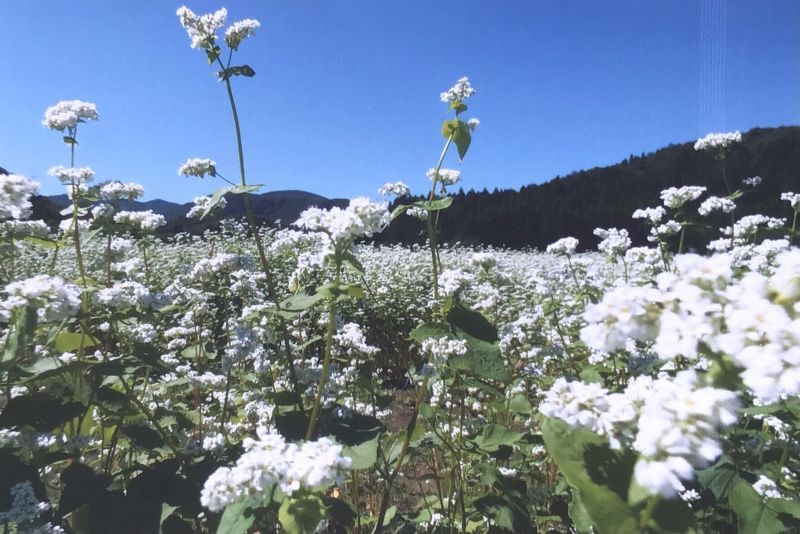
xmin=12 ymin=125 xmax=800 ymax=248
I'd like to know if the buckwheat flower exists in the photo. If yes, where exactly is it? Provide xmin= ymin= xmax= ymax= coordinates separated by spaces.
xmin=94 ymin=281 xmax=152 ymax=309
xmin=546 ymin=236 xmax=579 ymax=256
xmin=593 ymin=227 xmax=631 ymax=257
xmin=406 ymin=206 xmax=428 ymax=220
xmin=178 ymin=158 xmax=217 ymax=178
xmin=698 ymin=196 xmax=736 ymax=216
xmin=176 ymin=6 xmax=227 ymax=50
xmin=420 ymin=337 xmax=468 ymax=366
xmin=113 ymin=210 xmax=166 ymax=232
xmin=225 ymin=18 xmax=260 ymax=50
xmin=470 ymin=251 xmax=497 ymax=270
xmin=440 ymin=76 xmax=476 ymax=103
xmin=539 ymin=378 xmax=615 ymax=436
xmin=1 ymin=274 xmax=81 ymax=322
xmin=294 ymin=197 xmax=389 ymax=247
xmin=780 ymin=192 xmax=800 ymax=210
xmin=99 ymin=181 xmax=145 ymax=202
xmin=467 ymin=118 xmax=480 ymax=132
xmin=632 ymin=206 xmax=666 ymax=224
xmin=47 ymin=166 xmax=94 ymax=185
xmin=0 ymin=481 xmax=49 ymax=524
xmin=187 ymin=195 xmax=228 ymax=219
xmin=427 ymin=168 xmax=461 ymax=186
xmin=659 ymin=186 xmax=706 ymax=209
xmin=0 ymin=174 xmax=39 ymax=220
xmin=743 ymin=175 xmax=762 ymax=187
xmin=42 ymin=100 xmax=98 ymax=131
xmin=378 ymin=181 xmax=410 ymax=197
xmin=438 ymin=268 xmax=475 ymax=297
xmin=693 ymin=131 xmax=741 ymax=152
xmin=753 ymin=475 xmax=784 ymax=500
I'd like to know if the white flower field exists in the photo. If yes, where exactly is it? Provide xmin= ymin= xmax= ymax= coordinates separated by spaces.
xmin=1 ymin=5 xmax=799 ymax=534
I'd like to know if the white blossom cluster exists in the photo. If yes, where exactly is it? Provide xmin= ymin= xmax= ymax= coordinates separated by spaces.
xmin=437 ymin=268 xmax=476 ymax=298
xmin=659 ymin=186 xmax=706 ymax=209
xmin=225 ymin=18 xmax=260 ymax=50
xmin=427 ymin=168 xmax=461 ymax=186
xmin=178 ymin=158 xmax=217 ymax=178
xmin=420 ymin=337 xmax=468 ymax=367
xmin=0 ymin=174 xmax=39 ymax=220
xmin=721 ymin=214 xmax=785 ymax=240
xmin=440 ymin=76 xmax=476 ymax=103
xmin=0 ymin=481 xmax=53 ymax=527
xmin=541 ymin=371 xmax=738 ymax=497
xmin=378 ymin=181 xmax=411 ymax=197
xmin=334 ymin=323 xmax=379 ymax=357
xmin=94 ymin=281 xmax=152 ymax=309
xmin=47 ymin=166 xmax=94 ymax=186
xmin=99 ymin=181 xmax=145 ymax=202
xmin=693 ymin=131 xmax=742 ymax=152
xmin=743 ymin=175 xmax=762 ymax=188
xmin=41 ymin=100 xmax=98 ymax=131
xmin=632 ymin=206 xmax=666 ymax=224
xmin=113 ymin=210 xmax=166 ymax=232
xmin=187 ymin=195 xmax=228 ymax=219
xmin=176 ymin=6 xmax=227 ymax=49
xmin=546 ymin=237 xmax=579 ymax=256
xmin=294 ymin=197 xmax=389 ymax=248
xmin=593 ymin=227 xmax=631 ymax=257
xmin=781 ymin=192 xmax=800 ymax=210
xmin=698 ymin=196 xmax=736 ymax=216
xmin=1 ymin=275 xmax=81 ymax=322
xmin=200 ymin=429 xmax=351 ymax=512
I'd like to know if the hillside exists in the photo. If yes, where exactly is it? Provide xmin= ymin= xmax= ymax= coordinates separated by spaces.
xmin=11 ymin=125 xmax=800 ymax=247
xmin=377 ymin=125 xmax=800 ymax=250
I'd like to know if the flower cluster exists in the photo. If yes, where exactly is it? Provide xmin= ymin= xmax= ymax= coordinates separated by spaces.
xmin=42 ymin=100 xmax=98 ymax=131
xmin=546 ymin=237 xmax=579 ymax=256
xmin=176 ymin=6 xmax=227 ymax=50
xmin=440 ymin=76 xmax=476 ymax=103
xmin=659 ymin=186 xmax=706 ymax=209
xmin=225 ymin=18 xmax=260 ymax=50
xmin=1 ymin=275 xmax=81 ymax=322
xmin=427 ymin=168 xmax=461 ymax=186
xmin=693 ymin=131 xmax=742 ymax=152
xmin=378 ymin=181 xmax=411 ymax=197
xmin=593 ymin=227 xmax=631 ymax=258
xmin=294 ymin=197 xmax=389 ymax=248
xmin=187 ymin=195 xmax=228 ymax=219
xmin=178 ymin=158 xmax=217 ymax=178
xmin=113 ymin=210 xmax=167 ymax=232
xmin=47 ymin=166 xmax=94 ymax=186
xmin=0 ymin=174 xmax=39 ymax=220
xmin=698 ymin=196 xmax=736 ymax=216
xmin=781 ymin=192 xmax=800 ymax=210
xmin=200 ymin=429 xmax=351 ymax=512
xmin=99 ymin=181 xmax=145 ymax=202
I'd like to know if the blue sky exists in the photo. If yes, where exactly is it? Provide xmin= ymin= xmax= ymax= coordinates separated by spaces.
xmin=1 ymin=0 xmax=797 ymax=202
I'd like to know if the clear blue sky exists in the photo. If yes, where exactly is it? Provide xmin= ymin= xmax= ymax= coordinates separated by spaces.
xmin=1 ymin=0 xmax=797 ymax=202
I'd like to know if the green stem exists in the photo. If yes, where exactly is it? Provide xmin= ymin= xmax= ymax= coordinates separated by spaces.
xmin=305 ymin=264 xmax=341 ymax=440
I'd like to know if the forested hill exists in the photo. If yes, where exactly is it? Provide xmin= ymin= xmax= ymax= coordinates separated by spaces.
xmin=376 ymin=126 xmax=800 ymax=250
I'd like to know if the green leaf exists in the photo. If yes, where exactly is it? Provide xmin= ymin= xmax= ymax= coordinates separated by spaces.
xmin=441 ymin=119 xmax=472 ymax=160
xmin=55 ymin=331 xmax=100 ymax=353
xmin=569 ymin=490 xmax=593 ymax=534
xmin=697 ymin=457 xmax=740 ymax=500
xmin=342 ymin=434 xmax=379 ymax=469
xmin=729 ymin=479 xmax=800 ymax=534
xmin=2 ymin=307 xmax=37 ymax=364
xmin=473 ymin=494 xmax=533 ymax=532
xmin=473 ymin=424 xmax=523 ymax=453
xmin=448 ymin=333 xmax=509 ymax=382
xmin=121 ymin=425 xmax=164 ymax=450
xmin=63 ymin=136 xmax=78 ymax=145
xmin=23 ymin=236 xmax=59 ymax=249
xmin=508 ymin=394 xmax=533 ymax=415
xmin=541 ymin=418 xmax=639 ymax=534
xmin=216 ymin=501 xmax=255 ymax=534
xmin=450 ymin=100 xmax=467 ymax=114
xmin=230 ymin=184 xmax=262 ymax=194
xmin=281 ymin=291 xmax=325 ymax=313
xmin=447 ymin=302 xmax=497 ymax=342
xmin=341 ymin=251 xmax=365 ymax=274
xmin=409 ymin=322 xmax=450 ymax=344
xmin=279 ymin=493 xmax=327 ymax=534
xmin=201 ymin=187 xmax=233 ymax=220
xmin=390 ymin=203 xmax=411 ymax=220
xmin=218 ymin=65 xmax=256 ymax=80
xmin=416 ymin=196 xmax=453 ymax=212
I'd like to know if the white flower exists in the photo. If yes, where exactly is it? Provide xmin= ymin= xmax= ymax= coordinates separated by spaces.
xmin=780 ymin=192 xmax=800 ymax=210
xmin=694 ymin=131 xmax=742 ymax=152
xmin=176 ymin=6 xmax=227 ymax=50
xmin=659 ymin=186 xmax=706 ymax=209
xmin=593 ymin=227 xmax=631 ymax=257
xmin=698 ymin=196 xmax=736 ymax=216
xmin=0 ymin=174 xmax=39 ymax=220
xmin=467 ymin=118 xmax=480 ymax=132
xmin=753 ymin=475 xmax=784 ymax=500
xmin=178 ymin=158 xmax=217 ymax=178
xmin=187 ymin=195 xmax=227 ymax=219
xmin=632 ymin=206 xmax=666 ymax=224
xmin=294 ymin=197 xmax=389 ymax=248
xmin=378 ymin=181 xmax=410 ymax=197
xmin=200 ymin=430 xmax=351 ymax=512
xmin=42 ymin=100 xmax=98 ymax=131
xmin=1 ymin=275 xmax=81 ymax=322
xmin=427 ymin=168 xmax=461 ymax=186
xmin=420 ymin=337 xmax=468 ymax=366
xmin=99 ymin=181 xmax=145 ymax=202
xmin=743 ymin=175 xmax=762 ymax=187
xmin=225 ymin=19 xmax=260 ymax=50
xmin=546 ymin=237 xmax=579 ymax=256
xmin=47 ymin=166 xmax=94 ymax=185
xmin=440 ymin=76 xmax=476 ymax=103
xmin=94 ymin=281 xmax=152 ymax=309
xmin=113 ymin=210 xmax=166 ymax=232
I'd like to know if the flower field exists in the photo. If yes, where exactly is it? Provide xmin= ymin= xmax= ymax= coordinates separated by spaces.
xmin=2 ymin=5 xmax=800 ymax=534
